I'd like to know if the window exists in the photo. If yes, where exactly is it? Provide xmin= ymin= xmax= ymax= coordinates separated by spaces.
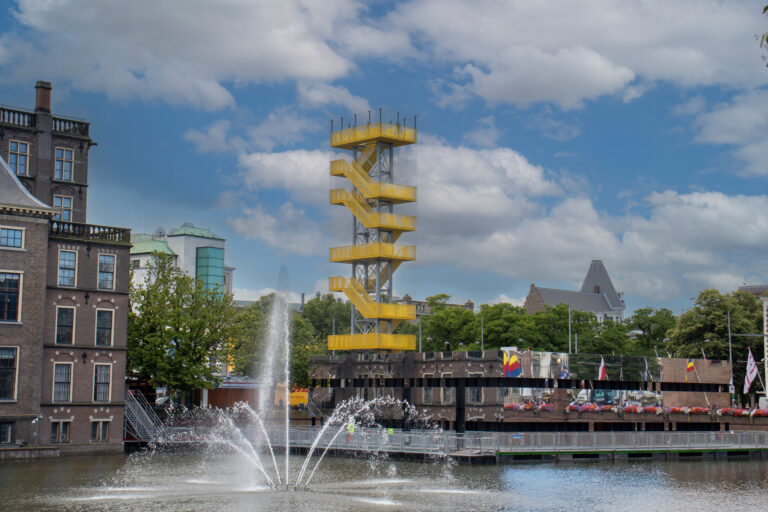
xmin=423 ymin=373 xmax=433 ymax=404
xmin=468 ymin=372 xmax=483 ymax=404
xmin=97 ymin=254 xmax=115 ymax=290
xmin=0 ymin=423 xmax=12 ymax=444
xmin=441 ymin=372 xmax=453 ymax=405
xmin=0 ymin=347 xmax=18 ymax=400
xmin=9 ymin=140 xmax=29 ymax=176
xmin=196 ymin=246 xmax=224 ymax=292
xmin=53 ymin=363 xmax=72 ymax=402
xmin=55 ymin=147 xmax=74 ymax=181
xmin=53 ymin=196 xmax=72 ymax=221
xmin=55 ymin=307 xmax=75 ymax=345
xmin=58 ymin=250 xmax=77 ymax=287
xmin=95 ymin=309 xmax=113 ymax=346
xmin=93 ymin=364 xmax=111 ymax=402
xmin=0 ymin=227 xmax=23 ymax=248
xmin=0 ymin=273 xmax=21 ymax=322
xmin=50 ymin=421 xmax=70 ymax=443
xmin=91 ymin=420 xmax=109 ymax=442
xmin=129 ymin=259 xmax=140 ymax=270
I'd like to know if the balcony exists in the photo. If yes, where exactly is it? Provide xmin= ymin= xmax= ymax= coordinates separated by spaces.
xmin=0 ymin=106 xmax=89 ymax=138
xmin=50 ymin=221 xmax=131 ymax=245
xmin=0 ymin=107 xmax=35 ymax=129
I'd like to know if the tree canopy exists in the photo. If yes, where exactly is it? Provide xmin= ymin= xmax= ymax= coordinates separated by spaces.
xmin=128 ymin=253 xmax=237 ymax=398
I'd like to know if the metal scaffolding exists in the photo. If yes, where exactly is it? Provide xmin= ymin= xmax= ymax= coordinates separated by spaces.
xmin=328 ymin=112 xmax=417 ymax=351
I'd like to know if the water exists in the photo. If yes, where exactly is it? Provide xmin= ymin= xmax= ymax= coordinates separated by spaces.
xmin=3 ymin=453 xmax=768 ymax=511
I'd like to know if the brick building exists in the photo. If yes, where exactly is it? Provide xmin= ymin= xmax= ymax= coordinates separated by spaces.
xmin=0 ymin=82 xmax=130 ymax=454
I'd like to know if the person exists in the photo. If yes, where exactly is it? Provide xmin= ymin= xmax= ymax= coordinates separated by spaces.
xmin=346 ymin=422 xmax=355 ymax=443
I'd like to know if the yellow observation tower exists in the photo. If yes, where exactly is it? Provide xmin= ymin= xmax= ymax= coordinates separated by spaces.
xmin=328 ymin=110 xmax=417 ymax=352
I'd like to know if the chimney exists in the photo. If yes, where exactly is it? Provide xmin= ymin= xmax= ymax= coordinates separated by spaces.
xmin=35 ymin=81 xmax=52 ymax=113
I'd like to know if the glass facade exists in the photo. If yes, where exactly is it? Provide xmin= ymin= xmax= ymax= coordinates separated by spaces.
xmin=196 ymin=246 xmax=224 ymax=292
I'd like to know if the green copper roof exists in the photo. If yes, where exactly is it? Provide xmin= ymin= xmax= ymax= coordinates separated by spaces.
xmin=131 ymin=233 xmax=153 ymax=242
xmin=168 ymin=224 xmax=224 ymax=240
xmin=130 ymin=240 xmax=175 ymax=255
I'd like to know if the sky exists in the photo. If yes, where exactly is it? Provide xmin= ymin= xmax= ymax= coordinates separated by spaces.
xmin=1 ymin=0 xmax=767 ymax=316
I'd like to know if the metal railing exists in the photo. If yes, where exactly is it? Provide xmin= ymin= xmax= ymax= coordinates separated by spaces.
xmin=261 ymin=427 xmax=768 ymax=456
xmin=124 ymin=389 xmax=164 ymax=442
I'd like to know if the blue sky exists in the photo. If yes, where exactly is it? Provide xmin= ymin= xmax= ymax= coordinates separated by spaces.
xmin=1 ymin=0 xmax=767 ymax=315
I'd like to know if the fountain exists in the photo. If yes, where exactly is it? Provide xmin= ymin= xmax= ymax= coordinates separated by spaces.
xmin=156 ymin=290 xmax=442 ymax=494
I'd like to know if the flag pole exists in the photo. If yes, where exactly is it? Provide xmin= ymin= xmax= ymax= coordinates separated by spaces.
xmin=693 ymin=365 xmax=710 ymax=408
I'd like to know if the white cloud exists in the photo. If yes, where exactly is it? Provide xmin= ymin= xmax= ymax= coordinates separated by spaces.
xmin=489 ymin=294 xmax=526 ymax=307
xmin=237 ymin=149 xmax=330 ymax=206
xmin=693 ymin=90 xmax=768 ymax=176
xmin=526 ymin=108 xmax=581 ymax=142
xmin=4 ymin=0 xmax=360 ymax=108
xmin=248 ymin=108 xmax=320 ymax=152
xmin=227 ymin=203 xmax=326 ymax=256
xmin=227 ymin=133 xmax=768 ymax=304
xmin=463 ymin=116 xmax=501 ymax=148
xmin=185 ymin=120 xmax=246 ymax=153
xmin=391 ymin=0 xmax=768 ymax=107
xmin=297 ymin=82 xmax=371 ymax=113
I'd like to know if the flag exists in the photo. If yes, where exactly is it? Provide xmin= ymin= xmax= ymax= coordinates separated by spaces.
xmin=598 ymin=356 xmax=607 ymax=381
xmin=744 ymin=348 xmax=759 ymax=394
xmin=685 ymin=358 xmax=694 ymax=382
xmin=643 ymin=358 xmax=649 ymax=382
xmin=503 ymin=351 xmax=522 ymax=378
xmin=560 ymin=363 xmax=569 ymax=379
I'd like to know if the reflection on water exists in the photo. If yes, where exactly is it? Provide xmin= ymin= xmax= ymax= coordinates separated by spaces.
xmin=2 ymin=452 xmax=768 ymax=511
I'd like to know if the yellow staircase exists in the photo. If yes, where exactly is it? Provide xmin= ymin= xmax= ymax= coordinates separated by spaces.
xmin=328 ymin=277 xmax=416 ymax=321
xmin=331 ymin=159 xmax=416 ymax=203
xmin=330 ymin=189 xmax=416 ymax=233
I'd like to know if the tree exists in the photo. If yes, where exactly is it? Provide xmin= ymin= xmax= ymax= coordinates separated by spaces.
xmin=229 ymin=296 xmax=271 ymax=376
xmin=667 ymin=289 xmax=762 ymax=402
xmin=628 ymin=307 xmax=676 ymax=354
xmin=128 ymin=253 xmax=237 ymax=401
xmin=301 ymin=293 xmax=351 ymax=340
xmin=290 ymin=313 xmax=323 ymax=387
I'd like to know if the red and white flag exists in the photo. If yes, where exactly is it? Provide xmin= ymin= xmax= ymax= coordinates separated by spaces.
xmin=744 ymin=347 xmax=759 ymax=394
xmin=598 ymin=356 xmax=607 ymax=381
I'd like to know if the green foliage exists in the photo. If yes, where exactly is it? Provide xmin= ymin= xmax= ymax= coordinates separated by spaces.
xmin=422 ymin=306 xmax=477 ymax=351
xmin=290 ymin=312 xmax=323 ymax=387
xmin=627 ymin=307 xmax=676 ymax=354
xmin=667 ymin=289 xmax=762 ymax=399
xmin=301 ymin=293 xmax=351 ymax=340
xmin=128 ymin=253 xmax=237 ymax=395
xmin=426 ymin=293 xmax=451 ymax=308
xmin=229 ymin=296 xmax=272 ymax=376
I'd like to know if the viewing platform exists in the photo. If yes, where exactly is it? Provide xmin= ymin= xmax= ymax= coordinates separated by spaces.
xmin=327 ymin=333 xmax=416 ymax=351
xmin=329 ymin=243 xmax=415 ymax=264
xmin=330 ymin=121 xmax=416 ymax=149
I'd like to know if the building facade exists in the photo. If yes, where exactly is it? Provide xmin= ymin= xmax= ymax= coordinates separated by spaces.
xmin=308 ymin=350 xmax=749 ymax=433
xmin=130 ymin=223 xmax=234 ymax=294
xmin=524 ymin=260 xmax=625 ymax=322
xmin=0 ymin=82 xmax=130 ymax=454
